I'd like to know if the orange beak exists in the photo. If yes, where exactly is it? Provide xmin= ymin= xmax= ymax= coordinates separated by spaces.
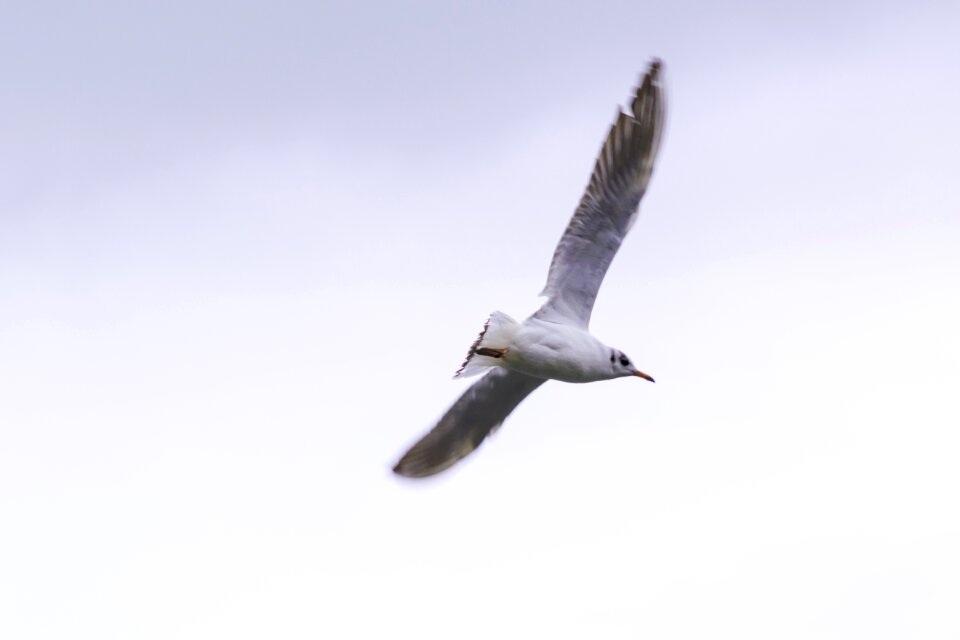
xmin=633 ymin=370 xmax=655 ymax=383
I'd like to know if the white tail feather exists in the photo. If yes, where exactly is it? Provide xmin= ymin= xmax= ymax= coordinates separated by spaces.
xmin=454 ymin=311 xmax=521 ymax=378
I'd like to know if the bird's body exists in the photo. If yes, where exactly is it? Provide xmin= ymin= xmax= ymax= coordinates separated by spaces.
xmin=506 ymin=319 xmax=619 ymax=383
xmin=465 ymin=315 xmax=630 ymax=383
xmin=393 ymin=60 xmax=666 ymax=478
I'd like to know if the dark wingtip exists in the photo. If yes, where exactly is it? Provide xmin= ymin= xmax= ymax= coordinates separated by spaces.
xmin=392 ymin=446 xmax=458 ymax=479
xmin=392 ymin=457 xmax=426 ymax=479
xmin=392 ymin=461 xmax=445 ymax=479
xmin=647 ymin=58 xmax=663 ymax=82
xmin=642 ymin=58 xmax=663 ymax=87
xmin=392 ymin=455 xmax=423 ymax=478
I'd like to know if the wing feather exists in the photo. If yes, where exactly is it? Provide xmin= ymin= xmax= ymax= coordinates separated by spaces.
xmin=393 ymin=369 xmax=546 ymax=478
xmin=535 ymin=60 xmax=665 ymax=328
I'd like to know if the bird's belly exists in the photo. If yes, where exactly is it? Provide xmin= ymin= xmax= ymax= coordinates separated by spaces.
xmin=503 ymin=325 xmax=604 ymax=383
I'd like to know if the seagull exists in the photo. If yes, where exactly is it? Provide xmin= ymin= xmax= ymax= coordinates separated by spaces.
xmin=393 ymin=59 xmax=666 ymax=478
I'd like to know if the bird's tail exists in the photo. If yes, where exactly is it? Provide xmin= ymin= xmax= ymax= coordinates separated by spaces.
xmin=454 ymin=311 xmax=520 ymax=378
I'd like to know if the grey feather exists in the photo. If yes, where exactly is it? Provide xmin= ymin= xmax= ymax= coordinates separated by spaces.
xmin=535 ymin=59 xmax=665 ymax=328
xmin=393 ymin=369 xmax=546 ymax=478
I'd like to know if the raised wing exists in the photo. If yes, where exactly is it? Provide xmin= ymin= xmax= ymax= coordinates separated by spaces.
xmin=534 ymin=60 xmax=665 ymax=328
xmin=393 ymin=369 xmax=546 ymax=478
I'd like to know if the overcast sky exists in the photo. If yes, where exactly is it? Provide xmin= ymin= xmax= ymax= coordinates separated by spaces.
xmin=2 ymin=1 xmax=959 ymax=638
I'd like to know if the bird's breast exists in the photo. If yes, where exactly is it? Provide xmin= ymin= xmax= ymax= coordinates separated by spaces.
xmin=503 ymin=321 xmax=610 ymax=383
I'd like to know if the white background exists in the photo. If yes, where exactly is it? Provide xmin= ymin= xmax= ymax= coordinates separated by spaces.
xmin=2 ymin=1 xmax=959 ymax=638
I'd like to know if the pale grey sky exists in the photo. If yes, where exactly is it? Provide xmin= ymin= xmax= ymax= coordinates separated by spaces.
xmin=2 ymin=1 xmax=959 ymax=638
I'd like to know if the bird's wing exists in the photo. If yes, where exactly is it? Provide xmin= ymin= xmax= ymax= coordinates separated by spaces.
xmin=393 ymin=369 xmax=546 ymax=478
xmin=534 ymin=60 xmax=665 ymax=328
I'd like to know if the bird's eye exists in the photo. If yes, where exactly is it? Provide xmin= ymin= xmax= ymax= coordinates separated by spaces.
xmin=619 ymin=356 xmax=629 ymax=367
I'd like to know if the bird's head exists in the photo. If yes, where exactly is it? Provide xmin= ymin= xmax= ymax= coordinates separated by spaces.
xmin=610 ymin=349 xmax=655 ymax=382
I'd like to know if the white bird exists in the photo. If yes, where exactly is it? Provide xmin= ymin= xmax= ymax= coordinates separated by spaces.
xmin=393 ymin=59 xmax=666 ymax=478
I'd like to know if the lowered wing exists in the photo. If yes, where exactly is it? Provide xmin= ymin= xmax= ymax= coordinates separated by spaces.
xmin=393 ymin=369 xmax=546 ymax=478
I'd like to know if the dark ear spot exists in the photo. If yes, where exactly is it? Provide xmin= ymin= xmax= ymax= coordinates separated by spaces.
xmin=610 ymin=351 xmax=615 ymax=364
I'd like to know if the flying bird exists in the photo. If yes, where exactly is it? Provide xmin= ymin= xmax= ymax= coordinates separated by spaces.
xmin=393 ymin=59 xmax=666 ymax=478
